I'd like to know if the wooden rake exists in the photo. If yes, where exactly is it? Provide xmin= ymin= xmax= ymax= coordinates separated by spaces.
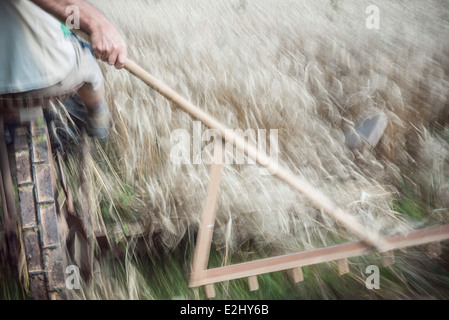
xmin=123 ymin=59 xmax=449 ymax=298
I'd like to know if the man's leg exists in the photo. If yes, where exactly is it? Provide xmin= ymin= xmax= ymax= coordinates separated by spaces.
xmin=76 ymin=81 xmax=110 ymax=140
xmin=76 ymin=82 xmax=105 ymax=109
xmin=70 ymin=34 xmax=112 ymax=140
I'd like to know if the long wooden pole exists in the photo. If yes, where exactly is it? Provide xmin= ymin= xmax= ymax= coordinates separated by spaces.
xmin=124 ymin=59 xmax=385 ymax=250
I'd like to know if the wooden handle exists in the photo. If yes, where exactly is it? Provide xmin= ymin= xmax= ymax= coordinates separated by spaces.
xmin=123 ymin=59 xmax=385 ymax=250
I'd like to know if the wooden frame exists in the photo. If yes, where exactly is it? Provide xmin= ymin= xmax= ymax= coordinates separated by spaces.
xmin=189 ymin=223 xmax=449 ymax=289
xmin=186 ymin=140 xmax=449 ymax=297
xmin=123 ymin=60 xmax=449 ymax=298
xmin=187 ymin=141 xmax=449 ymax=296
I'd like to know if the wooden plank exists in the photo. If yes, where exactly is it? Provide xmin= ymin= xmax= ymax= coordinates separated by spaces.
xmin=248 ymin=276 xmax=259 ymax=291
xmin=381 ymin=251 xmax=395 ymax=267
xmin=337 ymin=259 xmax=350 ymax=275
xmin=426 ymin=241 xmax=442 ymax=259
xmin=189 ymin=224 xmax=449 ymax=287
xmin=189 ymin=141 xmax=225 ymax=286
xmin=290 ymin=267 xmax=304 ymax=283
xmin=204 ymin=284 xmax=216 ymax=299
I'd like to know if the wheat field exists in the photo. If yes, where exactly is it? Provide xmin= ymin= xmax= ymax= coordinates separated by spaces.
xmin=41 ymin=0 xmax=449 ymax=299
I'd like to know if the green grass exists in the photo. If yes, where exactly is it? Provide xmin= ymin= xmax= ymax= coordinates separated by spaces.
xmin=0 ymin=265 xmax=26 ymax=300
xmin=393 ymin=195 xmax=423 ymax=221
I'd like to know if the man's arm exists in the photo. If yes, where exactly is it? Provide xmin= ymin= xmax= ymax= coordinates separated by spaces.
xmin=31 ymin=0 xmax=127 ymax=69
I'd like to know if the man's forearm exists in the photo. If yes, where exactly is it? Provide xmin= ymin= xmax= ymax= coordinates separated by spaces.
xmin=31 ymin=0 xmax=127 ymax=68
xmin=31 ymin=0 xmax=110 ymax=35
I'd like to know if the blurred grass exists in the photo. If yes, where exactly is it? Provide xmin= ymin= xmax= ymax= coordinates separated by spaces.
xmin=393 ymin=184 xmax=424 ymax=221
xmin=2 ymin=0 xmax=449 ymax=301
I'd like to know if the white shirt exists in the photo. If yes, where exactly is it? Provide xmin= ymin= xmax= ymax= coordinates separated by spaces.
xmin=0 ymin=0 xmax=76 ymax=94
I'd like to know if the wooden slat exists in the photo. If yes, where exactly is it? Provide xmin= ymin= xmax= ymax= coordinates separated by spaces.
xmin=204 ymin=284 xmax=216 ymax=299
xmin=337 ymin=259 xmax=350 ymax=275
xmin=426 ymin=241 xmax=442 ymax=259
xmin=381 ymin=251 xmax=395 ymax=267
xmin=189 ymin=224 xmax=449 ymax=287
xmin=290 ymin=267 xmax=304 ymax=283
xmin=189 ymin=141 xmax=225 ymax=286
xmin=248 ymin=276 xmax=259 ymax=291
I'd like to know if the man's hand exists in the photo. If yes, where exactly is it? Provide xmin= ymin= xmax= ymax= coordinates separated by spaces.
xmin=32 ymin=0 xmax=127 ymax=69
xmin=89 ymin=21 xmax=127 ymax=69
